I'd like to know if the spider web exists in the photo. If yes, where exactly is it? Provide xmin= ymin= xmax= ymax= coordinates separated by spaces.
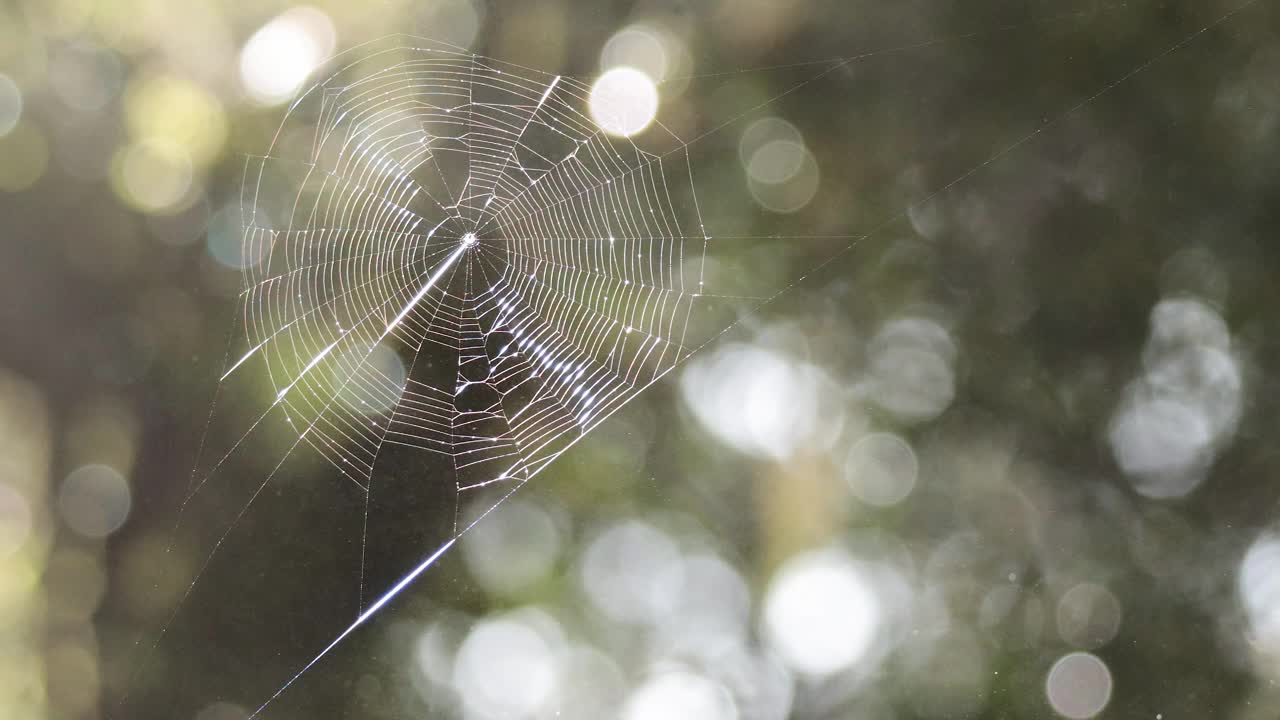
xmin=195 ymin=38 xmax=718 ymax=716
xmin=236 ymin=43 xmax=704 ymax=523
xmin=115 ymin=3 xmax=1263 ymax=717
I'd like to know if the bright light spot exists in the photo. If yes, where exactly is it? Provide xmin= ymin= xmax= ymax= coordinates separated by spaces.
xmin=1109 ymin=396 xmax=1211 ymax=497
xmin=844 ymin=432 xmax=918 ymax=507
xmin=1147 ymin=297 xmax=1230 ymax=355
xmin=113 ymin=138 xmax=193 ymax=214
xmin=579 ymin=520 xmax=682 ymax=624
xmin=461 ymin=499 xmax=562 ymax=596
xmin=1056 ymin=583 xmax=1123 ymax=649
xmin=1240 ymin=532 xmax=1280 ymax=658
xmin=763 ymin=548 xmax=881 ymax=677
xmin=681 ymin=342 xmax=838 ymax=460
xmin=601 ymin=25 xmax=670 ymax=81
xmin=1045 ymin=652 xmax=1112 ymax=719
xmin=333 ymin=343 xmax=407 ymax=416
xmin=0 ymin=482 xmax=32 ymax=559
xmin=463 ymin=232 xmax=478 ymax=246
xmin=623 ymin=670 xmax=738 ymax=720
xmin=57 ymin=464 xmax=131 ymax=538
xmin=453 ymin=612 xmax=559 ymax=718
xmin=239 ymin=7 xmax=336 ymax=106
xmin=1147 ymin=344 xmax=1241 ymax=436
xmin=0 ymin=73 xmax=22 ymax=137
xmin=1109 ymin=296 xmax=1240 ymax=498
xmin=590 ymin=67 xmax=658 ymax=137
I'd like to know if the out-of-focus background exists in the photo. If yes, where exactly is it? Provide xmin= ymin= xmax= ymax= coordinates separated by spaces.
xmin=4 ymin=0 xmax=1280 ymax=718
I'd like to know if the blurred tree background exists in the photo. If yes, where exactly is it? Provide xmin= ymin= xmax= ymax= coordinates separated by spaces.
xmin=3 ymin=0 xmax=1280 ymax=718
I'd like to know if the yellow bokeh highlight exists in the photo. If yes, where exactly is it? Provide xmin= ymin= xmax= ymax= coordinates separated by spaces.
xmin=0 ymin=123 xmax=48 ymax=192
xmin=110 ymin=138 xmax=193 ymax=214
xmin=124 ymin=73 xmax=227 ymax=168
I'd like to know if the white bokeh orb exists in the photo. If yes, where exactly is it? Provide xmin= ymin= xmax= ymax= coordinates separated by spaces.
xmin=762 ymin=549 xmax=881 ymax=677
xmin=453 ymin=613 xmax=559 ymax=718
xmin=589 ymin=67 xmax=659 ymax=137
xmin=1045 ymin=652 xmax=1112 ymax=719
xmin=239 ymin=7 xmax=336 ymax=106
xmin=623 ymin=669 xmax=738 ymax=720
xmin=1240 ymin=532 xmax=1280 ymax=656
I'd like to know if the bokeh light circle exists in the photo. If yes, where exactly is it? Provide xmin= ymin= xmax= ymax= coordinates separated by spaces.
xmin=864 ymin=317 xmax=957 ymax=423
xmin=462 ymin=498 xmax=563 ymax=596
xmin=589 ymin=67 xmax=659 ymax=137
xmin=1056 ymin=583 xmax=1122 ymax=649
xmin=453 ymin=613 xmax=559 ymax=717
xmin=681 ymin=343 xmax=836 ymax=460
xmin=580 ymin=520 xmax=682 ymax=624
xmin=1045 ymin=652 xmax=1112 ymax=719
xmin=623 ymin=670 xmax=738 ymax=720
xmin=763 ymin=549 xmax=881 ymax=677
xmin=1239 ymin=532 xmax=1280 ymax=656
xmin=57 ymin=464 xmax=132 ymax=539
xmin=745 ymin=147 xmax=820 ymax=214
xmin=844 ymin=432 xmax=918 ymax=507
xmin=239 ymin=7 xmax=336 ymax=106
xmin=206 ymin=205 xmax=265 ymax=270
xmin=113 ymin=139 xmax=193 ymax=214
xmin=124 ymin=74 xmax=227 ymax=168
xmin=738 ymin=117 xmax=802 ymax=166
xmin=747 ymin=139 xmax=807 ymax=184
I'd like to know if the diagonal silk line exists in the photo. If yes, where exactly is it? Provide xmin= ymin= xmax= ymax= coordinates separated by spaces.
xmin=248 ymin=539 xmax=457 ymax=719
xmin=380 ymin=239 xmax=473 ymax=340
xmin=272 ymin=237 xmax=472 ymax=405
